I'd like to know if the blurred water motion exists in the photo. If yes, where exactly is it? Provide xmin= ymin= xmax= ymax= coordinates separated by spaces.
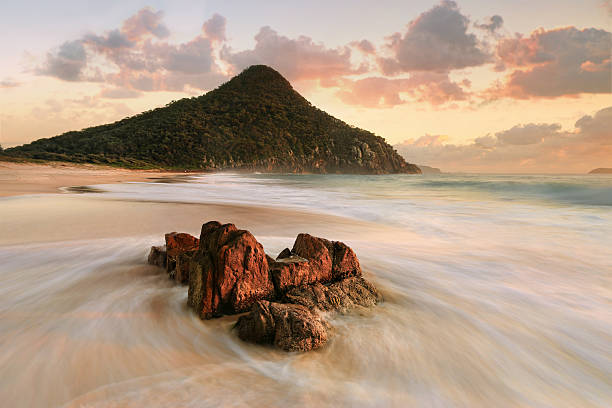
xmin=0 ymin=173 xmax=610 ymax=407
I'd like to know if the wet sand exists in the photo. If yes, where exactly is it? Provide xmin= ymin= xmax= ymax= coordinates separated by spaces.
xmin=0 ymin=161 xmax=187 ymax=197
xmin=0 ymin=162 xmax=392 ymax=246
xmin=0 ymin=193 xmax=387 ymax=247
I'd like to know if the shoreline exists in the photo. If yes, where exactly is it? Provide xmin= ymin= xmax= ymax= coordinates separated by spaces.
xmin=0 ymin=161 xmax=190 ymax=197
xmin=0 ymin=161 xmax=399 ymax=248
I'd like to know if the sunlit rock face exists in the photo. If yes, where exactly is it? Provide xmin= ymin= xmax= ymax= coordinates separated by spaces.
xmin=187 ymin=221 xmax=275 ymax=319
xmin=144 ymin=220 xmax=381 ymax=351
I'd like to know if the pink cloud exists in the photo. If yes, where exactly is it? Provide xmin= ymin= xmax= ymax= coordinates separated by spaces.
xmin=221 ymin=26 xmax=364 ymax=81
xmin=37 ymin=9 xmax=228 ymax=93
xmin=492 ymin=27 xmax=611 ymax=98
xmin=352 ymin=40 xmax=376 ymax=54
xmin=121 ymin=8 xmax=170 ymax=42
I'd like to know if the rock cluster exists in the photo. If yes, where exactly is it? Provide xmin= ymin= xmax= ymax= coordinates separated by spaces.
xmin=147 ymin=221 xmax=381 ymax=351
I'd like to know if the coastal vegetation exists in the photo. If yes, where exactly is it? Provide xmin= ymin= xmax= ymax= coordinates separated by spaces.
xmin=4 ymin=65 xmax=419 ymax=174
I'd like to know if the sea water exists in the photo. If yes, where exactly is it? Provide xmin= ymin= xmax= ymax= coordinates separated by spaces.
xmin=1 ymin=173 xmax=611 ymax=407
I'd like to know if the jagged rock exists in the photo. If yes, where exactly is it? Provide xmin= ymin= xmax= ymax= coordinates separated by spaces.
xmin=277 ymin=248 xmax=292 ymax=259
xmin=147 ymin=245 xmax=166 ymax=268
xmin=284 ymin=276 xmax=382 ymax=313
xmin=188 ymin=221 xmax=274 ymax=319
xmin=235 ymin=300 xmax=330 ymax=351
xmin=164 ymin=232 xmax=199 ymax=282
xmin=292 ymin=233 xmax=362 ymax=282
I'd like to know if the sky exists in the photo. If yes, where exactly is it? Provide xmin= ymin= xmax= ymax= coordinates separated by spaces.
xmin=0 ymin=0 xmax=610 ymax=173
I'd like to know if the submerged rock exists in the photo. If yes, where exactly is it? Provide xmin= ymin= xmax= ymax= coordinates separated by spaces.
xmin=235 ymin=300 xmax=330 ymax=351
xmin=284 ymin=276 xmax=382 ymax=313
xmin=188 ymin=222 xmax=274 ymax=319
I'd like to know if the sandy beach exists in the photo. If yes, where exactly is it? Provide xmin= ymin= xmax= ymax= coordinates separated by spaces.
xmin=0 ymin=161 xmax=188 ymax=197
xmin=0 ymin=161 xmax=380 ymax=246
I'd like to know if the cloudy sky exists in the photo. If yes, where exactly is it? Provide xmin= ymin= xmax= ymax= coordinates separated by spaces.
xmin=1 ymin=0 xmax=610 ymax=172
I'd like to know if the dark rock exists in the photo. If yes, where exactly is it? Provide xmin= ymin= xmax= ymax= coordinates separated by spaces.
xmin=174 ymin=249 xmax=197 ymax=284
xmin=188 ymin=222 xmax=275 ymax=319
xmin=284 ymin=276 xmax=382 ymax=313
xmin=235 ymin=300 xmax=330 ymax=351
xmin=147 ymin=245 xmax=167 ymax=268
xmin=277 ymin=248 xmax=292 ymax=259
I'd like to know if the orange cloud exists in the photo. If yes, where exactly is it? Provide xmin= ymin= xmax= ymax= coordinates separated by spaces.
xmin=395 ymin=106 xmax=612 ymax=173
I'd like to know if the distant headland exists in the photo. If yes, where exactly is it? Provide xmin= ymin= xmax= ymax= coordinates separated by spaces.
xmin=417 ymin=165 xmax=442 ymax=174
xmin=2 ymin=65 xmax=420 ymax=175
xmin=588 ymin=168 xmax=612 ymax=174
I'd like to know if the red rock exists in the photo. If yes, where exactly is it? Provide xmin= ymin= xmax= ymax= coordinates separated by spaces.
xmin=291 ymin=233 xmax=361 ymax=282
xmin=269 ymin=255 xmax=318 ymax=295
xmin=165 ymin=232 xmax=199 ymax=256
xmin=330 ymin=241 xmax=362 ymax=280
xmin=188 ymin=222 xmax=275 ymax=319
xmin=164 ymin=232 xmax=199 ymax=283
xmin=235 ymin=300 xmax=330 ymax=351
xmin=291 ymin=233 xmax=333 ymax=283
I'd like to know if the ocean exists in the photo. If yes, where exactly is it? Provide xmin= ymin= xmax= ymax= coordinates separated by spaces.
xmin=1 ymin=173 xmax=611 ymax=407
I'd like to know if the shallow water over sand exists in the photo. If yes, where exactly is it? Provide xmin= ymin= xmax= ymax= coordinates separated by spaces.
xmin=0 ymin=174 xmax=611 ymax=407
